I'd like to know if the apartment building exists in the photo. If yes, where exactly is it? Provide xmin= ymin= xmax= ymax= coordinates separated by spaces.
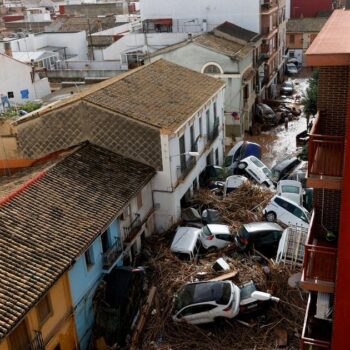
xmin=301 ymin=9 xmax=350 ymax=349
xmin=140 ymin=0 xmax=288 ymax=100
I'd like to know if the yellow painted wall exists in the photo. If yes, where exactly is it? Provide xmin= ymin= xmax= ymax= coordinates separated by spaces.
xmin=0 ymin=273 xmax=78 ymax=350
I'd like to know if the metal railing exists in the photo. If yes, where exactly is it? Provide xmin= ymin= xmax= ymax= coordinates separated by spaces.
xmin=303 ymin=211 xmax=337 ymax=283
xmin=176 ymin=156 xmax=196 ymax=181
xmin=308 ymin=112 xmax=344 ymax=178
xmin=301 ymin=294 xmax=332 ymax=349
xmin=206 ymin=124 xmax=219 ymax=145
xmin=26 ymin=331 xmax=44 ymax=350
xmin=123 ymin=215 xmax=142 ymax=243
xmin=102 ymin=237 xmax=123 ymax=270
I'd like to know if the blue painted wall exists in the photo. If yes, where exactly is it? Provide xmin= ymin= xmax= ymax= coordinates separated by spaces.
xmin=68 ymin=218 xmax=122 ymax=350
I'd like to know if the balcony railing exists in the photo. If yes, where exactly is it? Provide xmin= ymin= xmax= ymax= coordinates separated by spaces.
xmin=302 ymin=211 xmax=337 ymax=293
xmin=26 ymin=331 xmax=44 ymax=350
xmin=206 ymin=124 xmax=219 ymax=145
xmin=301 ymin=294 xmax=332 ymax=349
xmin=102 ymin=237 xmax=123 ymax=270
xmin=308 ymin=113 xmax=344 ymax=182
xmin=177 ymin=156 xmax=196 ymax=181
xmin=123 ymin=215 xmax=142 ymax=244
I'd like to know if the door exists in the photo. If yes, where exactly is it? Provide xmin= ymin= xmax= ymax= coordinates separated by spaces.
xmin=182 ymin=304 xmax=217 ymax=324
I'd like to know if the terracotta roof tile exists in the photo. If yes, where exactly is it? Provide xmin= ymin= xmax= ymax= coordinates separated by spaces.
xmin=287 ymin=17 xmax=328 ymax=33
xmin=83 ymin=59 xmax=225 ymax=131
xmin=0 ymin=143 xmax=155 ymax=339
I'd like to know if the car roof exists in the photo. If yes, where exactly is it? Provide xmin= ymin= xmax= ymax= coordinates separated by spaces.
xmin=171 ymin=227 xmax=201 ymax=253
xmin=180 ymin=281 xmax=230 ymax=306
xmin=277 ymin=179 xmax=302 ymax=188
xmin=243 ymin=222 xmax=283 ymax=232
xmin=272 ymin=157 xmax=300 ymax=172
xmin=207 ymin=224 xmax=231 ymax=234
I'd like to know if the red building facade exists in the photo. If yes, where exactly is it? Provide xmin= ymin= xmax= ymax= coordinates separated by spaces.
xmin=291 ymin=0 xmax=333 ymax=18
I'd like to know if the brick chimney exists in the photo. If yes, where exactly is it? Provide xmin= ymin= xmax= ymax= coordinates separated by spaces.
xmin=4 ymin=42 xmax=12 ymax=57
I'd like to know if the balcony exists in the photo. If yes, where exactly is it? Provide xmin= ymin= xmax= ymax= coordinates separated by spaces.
xmin=102 ymin=237 xmax=123 ymax=271
xmin=26 ymin=331 xmax=45 ymax=350
xmin=307 ymin=112 xmax=344 ymax=190
xmin=301 ymin=211 xmax=337 ymax=293
xmin=177 ymin=156 xmax=196 ymax=181
xmin=124 ymin=215 xmax=142 ymax=244
xmin=301 ymin=293 xmax=332 ymax=350
xmin=206 ymin=124 xmax=219 ymax=145
xmin=260 ymin=0 xmax=278 ymax=13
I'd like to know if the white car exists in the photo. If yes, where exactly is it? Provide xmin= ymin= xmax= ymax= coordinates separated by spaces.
xmin=200 ymin=224 xmax=235 ymax=251
xmin=170 ymin=227 xmax=202 ymax=261
xmin=263 ymin=195 xmax=310 ymax=228
xmin=173 ymin=281 xmax=240 ymax=324
xmin=223 ymin=175 xmax=248 ymax=197
xmin=276 ymin=180 xmax=303 ymax=206
xmin=238 ymin=156 xmax=275 ymax=190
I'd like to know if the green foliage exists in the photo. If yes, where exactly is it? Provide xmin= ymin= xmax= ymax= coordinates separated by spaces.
xmin=301 ymin=69 xmax=319 ymax=115
xmin=1 ymin=101 xmax=42 ymax=119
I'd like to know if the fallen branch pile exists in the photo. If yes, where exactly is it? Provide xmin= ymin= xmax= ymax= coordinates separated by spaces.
xmin=136 ymin=184 xmax=305 ymax=350
xmin=193 ymin=183 xmax=274 ymax=230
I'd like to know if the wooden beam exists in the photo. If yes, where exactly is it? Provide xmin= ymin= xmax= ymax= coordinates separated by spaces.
xmin=209 ymin=271 xmax=238 ymax=281
xmin=130 ymin=286 xmax=157 ymax=350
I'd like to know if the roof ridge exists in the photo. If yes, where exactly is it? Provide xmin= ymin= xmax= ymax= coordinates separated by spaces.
xmin=0 ymin=171 xmax=47 ymax=207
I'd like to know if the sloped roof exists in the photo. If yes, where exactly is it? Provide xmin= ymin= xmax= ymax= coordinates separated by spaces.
xmin=83 ymin=59 xmax=225 ymax=131
xmin=287 ymin=17 xmax=328 ymax=33
xmin=193 ymin=33 xmax=253 ymax=59
xmin=0 ymin=143 xmax=155 ymax=339
xmin=214 ymin=21 xmax=261 ymax=43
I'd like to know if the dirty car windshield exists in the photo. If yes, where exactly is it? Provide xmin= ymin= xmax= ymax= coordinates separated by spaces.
xmin=175 ymin=282 xmax=230 ymax=310
xmin=202 ymin=226 xmax=212 ymax=237
xmin=251 ymin=157 xmax=264 ymax=168
xmin=282 ymin=185 xmax=299 ymax=194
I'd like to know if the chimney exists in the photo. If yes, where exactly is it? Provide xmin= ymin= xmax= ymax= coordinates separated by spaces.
xmin=4 ymin=42 xmax=12 ymax=57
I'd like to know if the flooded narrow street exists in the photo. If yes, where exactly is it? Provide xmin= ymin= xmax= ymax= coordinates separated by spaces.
xmin=246 ymin=77 xmax=310 ymax=168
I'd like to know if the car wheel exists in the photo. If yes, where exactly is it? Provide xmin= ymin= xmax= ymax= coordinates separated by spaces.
xmin=207 ymin=246 xmax=217 ymax=253
xmin=238 ymin=162 xmax=247 ymax=170
xmin=265 ymin=211 xmax=276 ymax=222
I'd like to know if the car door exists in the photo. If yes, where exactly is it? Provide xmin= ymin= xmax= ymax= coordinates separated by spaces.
xmin=181 ymin=304 xmax=217 ymax=324
xmin=274 ymin=197 xmax=292 ymax=224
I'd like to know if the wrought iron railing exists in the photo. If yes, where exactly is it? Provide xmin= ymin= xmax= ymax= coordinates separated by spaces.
xmin=26 ymin=331 xmax=44 ymax=350
xmin=102 ymin=237 xmax=123 ymax=270
xmin=123 ymin=215 xmax=142 ymax=243
xmin=176 ymin=156 xmax=196 ymax=181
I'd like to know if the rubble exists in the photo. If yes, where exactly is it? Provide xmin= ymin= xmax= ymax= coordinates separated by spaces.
xmin=137 ymin=184 xmax=306 ymax=350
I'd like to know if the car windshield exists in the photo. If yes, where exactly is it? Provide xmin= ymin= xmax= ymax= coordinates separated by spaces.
xmin=224 ymin=156 xmax=233 ymax=167
xmin=271 ymin=169 xmax=280 ymax=180
xmin=281 ymin=185 xmax=300 ymax=194
xmin=283 ymin=82 xmax=293 ymax=88
xmin=202 ymin=226 xmax=212 ymax=237
xmin=175 ymin=282 xmax=230 ymax=310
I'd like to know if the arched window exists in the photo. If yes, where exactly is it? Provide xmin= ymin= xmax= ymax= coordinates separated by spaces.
xmin=202 ymin=62 xmax=223 ymax=75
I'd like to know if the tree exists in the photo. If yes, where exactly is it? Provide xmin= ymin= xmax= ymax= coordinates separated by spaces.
xmin=301 ymin=69 xmax=319 ymax=116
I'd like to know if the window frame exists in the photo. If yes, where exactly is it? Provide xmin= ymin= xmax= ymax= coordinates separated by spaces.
xmin=84 ymin=246 xmax=95 ymax=270
xmin=36 ymin=293 xmax=53 ymax=326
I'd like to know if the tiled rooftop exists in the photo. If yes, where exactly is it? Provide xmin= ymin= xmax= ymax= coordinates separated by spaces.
xmin=287 ymin=18 xmax=328 ymax=33
xmin=0 ymin=143 xmax=155 ymax=339
xmin=214 ymin=21 xmax=261 ymax=43
xmin=83 ymin=59 xmax=225 ymax=131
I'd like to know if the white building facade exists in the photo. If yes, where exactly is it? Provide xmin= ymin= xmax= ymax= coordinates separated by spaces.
xmin=0 ymin=53 xmax=50 ymax=105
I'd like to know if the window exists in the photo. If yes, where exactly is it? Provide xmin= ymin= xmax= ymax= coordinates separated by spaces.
xmin=84 ymin=247 xmax=95 ymax=269
xmin=199 ymin=116 xmax=202 ymax=136
xmin=101 ymin=230 xmax=110 ymax=253
xmin=215 ymin=148 xmax=219 ymax=165
xmin=289 ymin=34 xmax=295 ymax=44
xmin=9 ymin=319 xmax=30 ymax=350
xmin=180 ymin=304 xmax=217 ymax=317
xmin=137 ymin=191 xmax=143 ymax=209
xmin=289 ymin=50 xmax=295 ymax=58
xmin=213 ymin=102 xmax=217 ymax=119
xmin=37 ymin=293 xmax=52 ymax=324
xmin=193 ymin=178 xmax=198 ymax=192
xmin=206 ymin=109 xmax=210 ymax=135
xmin=203 ymin=64 xmax=221 ymax=74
